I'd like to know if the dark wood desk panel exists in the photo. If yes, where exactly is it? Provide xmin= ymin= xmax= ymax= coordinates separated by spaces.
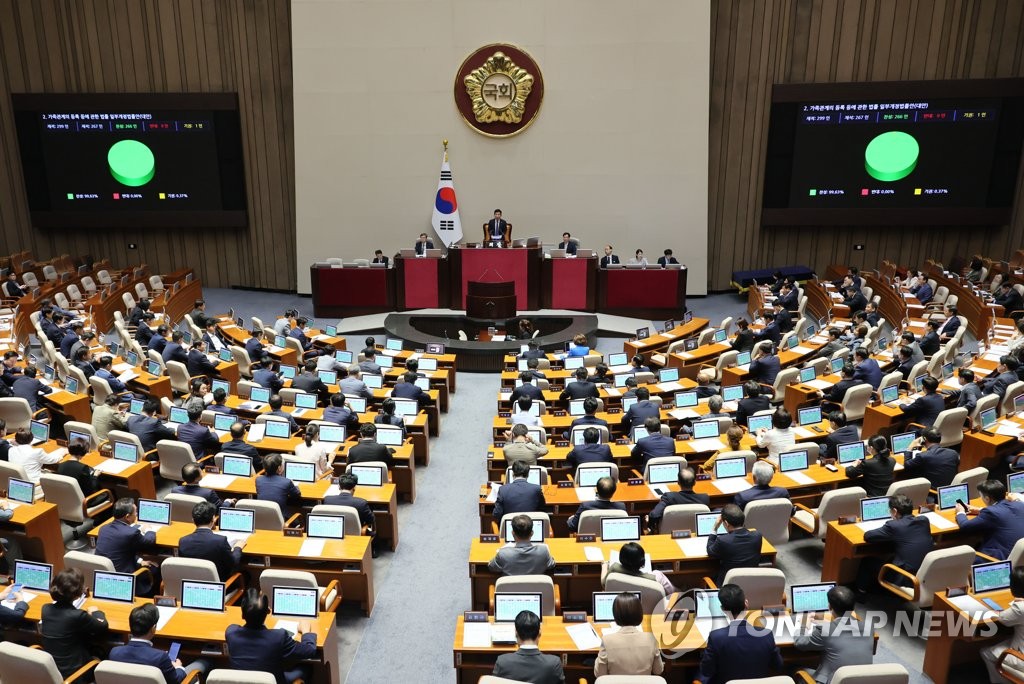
xmin=310 ymin=265 xmax=395 ymax=317
xmin=598 ymin=268 xmax=687 ymax=318
xmin=541 ymin=257 xmax=597 ymax=310
xmin=395 ymin=255 xmax=448 ymax=309
xmin=449 ymin=246 xmax=541 ymax=311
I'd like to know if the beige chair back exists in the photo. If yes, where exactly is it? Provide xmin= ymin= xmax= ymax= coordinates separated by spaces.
xmin=161 ymin=557 xmax=221 ymax=601
xmin=885 ymin=477 xmax=932 ymax=508
xmin=310 ymin=504 xmax=363 ymax=536
xmin=95 ymin=660 xmax=167 ymax=684
xmin=932 ymin=407 xmax=968 ymax=447
xmin=0 ymin=461 xmax=30 ymax=496
xmin=89 ymin=376 xmax=114 ymax=406
xmin=0 ymin=641 xmax=65 ymax=684
xmin=721 ymin=567 xmax=786 ymax=608
xmin=830 ymin=664 xmax=909 ymax=684
xmin=230 ymin=345 xmax=253 ymax=378
xmin=951 ymin=467 xmax=988 ymax=500
xmin=495 ymin=575 xmax=557 ymax=616
xmin=236 ymin=499 xmax=285 ymax=530
xmin=841 ymin=384 xmax=874 ymax=421
xmin=166 ymin=492 xmax=206 ymax=524
xmin=744 ymin=498 xmax=792 ymax=545
xmin=258 ymin=569 xmax=324 ymax=611
xmin=908 ymin=545 xmax=974 ymax=608
xmin=156 ymin=440 xmax=198 ymax=481
xmin=64 ymin=550 xmax=117 ymax=591
xmin=0 ymin=398 xmax=34 ymax=431
xmin=166 ymin=360 xmax=193 ymax=394
xmin=603 ymin=572 xmax=666 ymax=614
xmin=794 ymin=486 xmax=866 ymax=538
xmin=63 ymin=421 xmax=99 ymax=450
xmin=39 ymin=473 xmax=92 ymax=524
xmin=769 ymin=368 xmax=799 ymax=405
xmin=208 ymin=670 xmax=277 ymax=684
xmin=971 ymin=393 xmax=1000 ymax=423
xmin=660 ymin=504 xmax=710 ymax=534
xmin=578 ymin=509 xmax=628 ymax=536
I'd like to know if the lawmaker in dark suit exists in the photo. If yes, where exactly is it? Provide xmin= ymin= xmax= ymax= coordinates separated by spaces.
xmin=393 ymin=371 xmax=430 ymax=407
xmin=220 ymin=422 xmax=264 ymax=471
xmin=566 ymin=427 xmax=613 ymax=469
xmin=699 ymin=583 xmax=783 ymax=684
xmin=773 ymin=304 xmax=794 ymax=333
xmin=492 ymin=611 xmax=564 ymax=684
xmin=857 ymin=494 xmax=933 ymax=593
xmin=749 ymin=343 xmax=781 ymax=385
xmin=226 ymin=589 xmax=318 ymax=684
xmin=519 ymin=341 xmax=547 ymax=360
xmin=755 ymin=313 xmax=782 ymax=347
xmin=110 ymin=603 xmax=208 ymax=683
xmin=324 ymin=472 xmax=376 ymax=532
xmin=245 ymin=331 xmax=269 ymax=364
xmin=178 ymin=501 xmax=243 ymax=581
xmin=845 ymin=435 xmax=896 ymax=497
xmin=371 ymin=250 xmax=390 ymax=266
xmin=955 ymin=479 xmax=1024 ymax=560
xmin=647 ymin=467 xmax=710 ymax=532
xmin=173 ymin=462 xmax=234 ymax=508
xmin=511 ymin=373 xmax=544 ymax=402
xmin=996 ymin=282 xmax=1024 ymax=316
xmin=810 ymin=328 xmax=844 ymax=360
xmin=95 ymin=499 xmax=159 ymax=595
xmin=484 ymin=209 xmax=509 ymax=244
xmin=706 ymin=504 xmax=763 ymax=586
xmin=619 ymin=387 xmax=660 ymax=429
xmin=557 ymin=232 xmax=578 ymax=255
xmin=821 ymin=411 xmax=860 ymax=460
xmin=630 ymin=416 xmax=675 ymax=466
xmin=253 ymin=362 xmax=285 ymax=393
xmin=842 ymin=287 xmax=868 ymax=314
xmin=186 ymin=343 xmax=219 ymax=379
xmin=903 ymin=426 xmax=960 ymax=488
xmin=292 ymin=360 xmax=328 ymax=396
xmin=493 ymin=460 xmax=547 ymax=521
xmin=776 ymin=284 xmax=798 ymax=311
xmin=898 ymin=375 xmax=944 ymax=430
xmin=414 ymin=233 xmax=435 ymax=255
xmin=730 ymin=319 xmax=756 ymax=353
xmin=735 ymin=381 xmax=770 ymax=427
xmin=41 ymin=568 xmax=109 ymax=679
xmin=177 ymin=406 xmax=221 ymax=458
xmin=255 ymin=454 xmax=302 ymax=514
xmin=937 ymin=307 xmax=961 ymax=342
xmin=560 ymin=367 xmax=600 ymax=400
xmin=982 ymin=356 xmax=1020 ymax=399
xmin=289 ymin=318 xmax=313 ymax=352
xmin=161 ymin=331 xmax=189 ymax=364
xmin=919 ymin=321 xmax=941 ymax=357
xmin=149 ymin=327 xmax=170 ymax=355
xmin=127 ymin=399 xmax=177 ymax=452
xmin=599 ymin=245 xmax=620 ymax=268
xmin=11 ymin=366 xmax=51 ymax=411
xmin=852 ymin=348 xmax=882 ymax=389
xmin=567 ymin=477 xmax=626 ymax=531
xmin=823 ymin=364 xmax=859 ymax=404
xmin=348 ymin=423 xmax=396 ymax=469
xmin=734 ymin=462 xmax=790 ymax=510
xmin=795 ymin=586 xmax=874 ymax=683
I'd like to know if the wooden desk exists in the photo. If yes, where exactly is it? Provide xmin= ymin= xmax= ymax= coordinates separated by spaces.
xmin=81 ymin=452 xmax=157 ymax=500
xmin=0 ymin=501 xmax=64 ymax=570
xmin=924 ymin=589 xmax=1010 ymax=684
xmin=40 ymin=388 xmax=92 ymax=424
xmin=467 ymin=535 xmax=776 ymax=611
xmin=90 ymin=521 xmax=377 ymax=615
xmin=597 ymin=268 xmax=687 ymax=319
xmin=625 ymin=318 xmax=710 ymax=364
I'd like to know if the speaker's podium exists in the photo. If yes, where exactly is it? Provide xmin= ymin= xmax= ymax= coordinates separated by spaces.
xmin=465 ymin=281 xmax=516 ymax=320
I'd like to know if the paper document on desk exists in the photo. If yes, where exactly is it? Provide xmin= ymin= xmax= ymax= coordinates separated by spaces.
xmin=1 ymin=590 xmax=38 ymax=610
xmin=156 ymin=605 xmax=178 ymax=630
xmin=792 ymin=427 xmax=816 ymax=439
xmin=669 ymin=408 xmax=699 ymax=421
xmin=688 ymin=438 xmax=726 ymax=453
xmin=112 ymin=363 xmax=132 ymax=373
xmin=713 ymin=478 xmax=752 ymax=494
xmin=941 ymin=378 xmax=961 ymax=391
xmin=48 ymin=447 xmax=67 ymax=459
xmin=575 ymin=487 xmax=596 ymax=502
xmin=922 ymin=511 xmax=957 ymax=531
xmin=266 ymin=345 xmax=284 ymax=353
xmin=118 ymin=369 xmax=139 ymax=382
xmin=983 ymin=353 xmax=1005 ymax=363
xmin=947 ymin=594 xmax=998 ymax=621
xmin=805 ymin=379 xmax=833 ymax=390
xmin=662 ymin=333 xmax=677 ymax=340
xmin=791 ymin=346 xmax=814 ymax=355
xmin=487 ymin=485 xmax=501 ymax=503
xmin=856 ymin=520 xmax=887 ymax=532
xmin=658 ymin=382 xmax=684 ymax=393
xmin=721 ymin=401 xmax=738 ymax=412
xmin=93 ymin=459 xmax=134 ymax=475
xmin=246 ymin=424 xmax=266 ymax=442
xmin=677 ymin=352 xmax=694 ymax=360
xmin=677 ymin=536 xmax=709 ymax=557
xmin=324 ymin=485 xmax=341 ymax=498
xmin=273 ymin=619 xmax=299 ymax=635
xmin=786 ymin=471 xmax=815 ymax=486
xmin=692 ymin=618 xmax=718 ymax=641
xmin=566 ymin=623 xmax=601 ymax=650
xmin=298 ymin=539 xmax=326 ymax=557
xmin=461 ymin=623 xmax=492 ymax=648
xmin=381 ymin=348 xmax=399 ymax=356
xmin=199 ymin=474 xmax=238 ymax=489
xmin=491 ymin=335 xmax=507 ymax=342
xmin=583 ymin=546 xmax=605 ymax=562
xmin=604 ymin=387 xmax=621 ymax=397
xmin=499 ymin=392 xmax=511 ymax=401
xmin=996 ymin=422 xmax=1023 ymax=437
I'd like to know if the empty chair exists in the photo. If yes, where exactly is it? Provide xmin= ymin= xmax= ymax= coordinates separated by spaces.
xmin=64 ymin=551 xmax=150 ymax=598
xmin=603 ymin=572 xmax=666 ymax=614
xmin=926 ymin=407 xmax=969 ymax=448
xmin=768 ymin=368 xmax=799 ymax=406
xmin=0 ymin=640 xmax=97 ymax=684
xmin=166 ymin=360 xmax=198 ymax=396
xmin=21 ymin=272 xmax=39 ymax=289
xmin=165 ymin=492 xmax=206 ymax=524
xmin=0 ymin=397 xmax=42 ymax=431
xmin=838 ymin=384 xmax=874 ymax=422
xmin=578 ymin=509 xmax=629 ymax=536
xmin=971 ymin=393 xmax=1000 ymax=424
xmin=949 ymin=467 xmax=988 ymax=500
xmin=717 ymin=567 xmax=786 ymax=609
xmin=96 ymin=269 xmax=112 ymax=285
xmin=80 ymin=275 xmax=97 ymax=295
xmin=107 ymin=430 xmax=154 ymax=460
xmin=149 ymin=275 xmax=165 ymax=294
xmin=884 ymin=477 xmax=932 ymax=508
xmin=744 ymin=498 xmax=792 ymax=546
xmin=122 ymin=292 xmax=136 ymax=314
xmin=236 ymin=499 xmax=292 ymax=531
xmin=1004 ymin=381 xmax=1024 ymax=415
xmin=134 ymin=282 xmax=149 ymax=300
xmin=207 ymin=672 xmax=276 ymax=684
xmin=89 ymin=376 xmax=114 ymax=407
xmin=258 ymin=568 xmax=342 ymax=613
xmin=309 ymin=504 xmax=365 ymax=536
xmin=155 ymin=440 xmax=205 ymax=482
xmin=719 ymin=316 xmax=734 ymax=335
xmin=705 ymin=350 xmax=739 ymax=383
xmin=877 ymin=544 xmax=974 ymax=609
xmin=66 ymin=283 xmax=84 ymax=303
xmin=230 ymin=345 xmax=253 ymax=379
xmin=791 ymin=487 xmax=867 ymax=539
xmin=161 ymin=557 xmax=243 ymax=605
xmin=659 ymin=504 xmax=710 ymax=534
xmin=491 ymin=575 xmax=560 ymax=615
xmin=40 ymin=474 xmax=113 ymax=550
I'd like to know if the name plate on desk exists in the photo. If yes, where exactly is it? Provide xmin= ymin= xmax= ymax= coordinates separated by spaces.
xmin=615 ymin=438 xmax=629 ymax=445
xmin=838 ymin=516 xmax=857 ymax=525
xmin=204 ymin=465 xmax=219 ymax=474
xmin=608 ymin=408 xmax=622 ymax=414
xmin=480 ymin=534 xmax=499 ymax=543
xmin=498 ymin=412 xmax=511 ymax=418
xmin=696 ymin=473 xmax=711 ymax=481
xmin=671 ymin=530 xmax=692 ymax=539
xmin=555 ymin=440 xmax=569 ymax=448
xmin=284 ymin=528 xmax=304 ymax=537
xmin=493 ymin=441 xmax=506 ymax=448
xmin=464 ymin=611 xmax=489 ymax=622
xmin=557 ymin=481 xmax=574 ymax=488
xmin=563 ymin=611 xmax=588 ymax=623
xmin=575 ymin=534 xmax=596 ymax=543
xmin=154 ymin=595 xmax=176 ymax=608
xmin=553 ymin=410 xmax=567 ymax=417
xmin=627 ymin=477 xmax=644 ymax=486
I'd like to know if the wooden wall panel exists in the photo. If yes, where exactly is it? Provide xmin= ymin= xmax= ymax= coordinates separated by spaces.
xmin=0 ymin=0 xmax=294 ymax=290
xmin=708 ymin=0 xmax=1024 ymax=291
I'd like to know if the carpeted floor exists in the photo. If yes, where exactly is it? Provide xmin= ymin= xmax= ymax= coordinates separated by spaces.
xmin=184 ymin=288 xmax=987 ymax=682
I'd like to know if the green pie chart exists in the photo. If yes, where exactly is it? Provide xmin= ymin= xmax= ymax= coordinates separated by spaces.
xmin=107 ymin=139 xmax=155 ymax=187
xmin=864 ymin=131 xmax=919 ymax=182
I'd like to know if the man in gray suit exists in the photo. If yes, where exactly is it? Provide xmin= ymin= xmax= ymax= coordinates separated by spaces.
xmin=794 ymin=585 xmax=873 ymax=683
xmin=488 ymin=514 xmax=555 ymax=576
xmin=339 ymin=365 xmax=373 ymax=401
xmin=492 ymin=611 xmax=564 ymax=684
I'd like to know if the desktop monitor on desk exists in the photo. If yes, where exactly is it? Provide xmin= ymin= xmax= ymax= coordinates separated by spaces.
xmin=93 ymin=571 xmax=136 ymax=603
xmin=502 ymin=518 xmax=545 ymax=543
xmin=790 ymin=582 xmax=836 ymax=613
xmin=493 ymin=593 xmax=542 ymax=622
xmin=272 ymin=586 xmax=319 ymax=618
xmin=592 ymin=591 xmax=641 ymax=622
xmin=181 ymin=580 xmax=225 ymax=612
xmin=349 ymin=464 xmax=385 ymax=487
xmin=600 ymin=516 xmax=642 ymax=542
xmin=576 ymin=466 xmax=612 ymax=487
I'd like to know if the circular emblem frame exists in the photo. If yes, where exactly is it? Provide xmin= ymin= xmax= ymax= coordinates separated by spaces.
xmin=454 ymin=44 xmax=544 ymax=138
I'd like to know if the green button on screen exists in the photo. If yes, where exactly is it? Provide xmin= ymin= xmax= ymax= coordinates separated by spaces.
xmin=107 ymin=140 xmax=155 ymax=187
xmin=864 ymin=131 xmax=919 ymax=182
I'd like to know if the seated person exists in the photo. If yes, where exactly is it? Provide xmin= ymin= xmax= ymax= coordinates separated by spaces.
xmin=8 ymin=427 xmax=63 ymax=483
xmin=735 ymin=380 xmax=770 ymax=427
xmin=95 ymin=498 xmax=159 ymax=595
xmin=733 ymin=461 xmax=790 ymax=510
xmin=176 ymin=405 xmax=221 ymax=459
xmin=493 ymin=460 xmax=546 ymax=522
xmin=821 ymin=411 xmax=860 ymax=461
xmin=620 ymin=387 xmax=660 ymax=429
xmin=568 ymin=333 xmax=591 ymax=357
xmin=323 ymin=472 xmax=376 ymax=548
xmin=510 ymin=396 xmax=539 ymax=427
xmin=955 ymin=479 xmax=1024 ymax=560
xmin=647 ymin=467 xmax=710 ymax=533
xmin=266 ymin=394 xmax=299 ymax=433
xmin=488 ymin=513 xmax=555 ymax=576
xmin=503 ymin=423 xmax=548 ymax=467
xmin=127 ymin=398 xmax=177 ymax=453
xmin=699 ymin=583 xmax=783 ymax=684
xmin=753 ymin=408 xmax=796 ymax=465
xmin=173 ymin=462 xmax=236 ymax=508
xmin=373 ymin=397 xmax=407 ymax=437
xmin=253 ymin=359 xmax=285 ymax=393
xmin=293 ymin=423 xmax=330 ymax=477
xmin=706 ymin=504 xmax=763 ymax=586
xmin=699 ymin=425 xmax=744 ymax=474
xmin=226 ymin=589 xmax=318 ymax=684
xmin=58 ymin=440 xmax=104 ymax=501
xmin=898 ymin=375 xmax=944 ymax=431
xmin=566 ymin=426 xmax=613 ymax=469
xmin=731 ymin=318 xmax=756 ymax=353
xmin=491 ymin=611 xmax=563 ymax=684
xmin=794 ymin=586 xmax=874 ymax=683
xmin=748 ymin=342 xmax=780 ymax=385
xmin=393 ymin=371 xmax=430 ymax=407
xmin=41 ymin=568 xmax=109 ymax=679
xmin=822 ymin=363 xmax=859 ymax=404
xmin=324 ymin=392 xmax=360 ymax=431
xmin=220 ymin=422 xmax=263 ymax=471
xmin=567 ymin=476 xmax=625 ymax=531
xmin=982 ymin=567 xmax=1024 ymax=682
xmin=630 ymin=416 xmax=675 ymax=466
xmin=629 ymin=355 xmax=651 ymax=374
xmin=255 ymin=453 xmax=301 ymax=514
xmin=903 ymin=426 xmax=960 ymax=489
xmin=845 ymin=434 xmax=896 ymax=497
xmin=510 ymin=372 xmax=543 ymax=402
xmin=111 ymin=603 xmax=209 ymax=682
xmin=604 ymin=540 xmax=676 ymax=596
xmin=347 ymin=423 xmax=396 ymax=469
xmin=694 ymin=369 xmax=719 ymax=398
xmin=855 ymin=493 xmax=933 ymax=595
xmin=560 ymin=367 xmax=599 ymax=400
xmin=178 ymin=501 xmax=244 ymax=582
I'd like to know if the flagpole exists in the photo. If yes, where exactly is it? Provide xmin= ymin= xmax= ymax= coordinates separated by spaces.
xmin=443 ymin=138 xmax=448 ymax=163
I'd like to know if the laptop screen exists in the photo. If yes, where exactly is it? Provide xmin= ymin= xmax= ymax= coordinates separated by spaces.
xmin=503 ymin=518 xmax=545 ymax=543
xmin=325 ymin=325 xmax=338 ymax=337
xmin=112 ymin=441 xmax=139 ymax=463
xmin=392 ymin=399 xmax=418 ymax=417
xmin=837 ymin=441 xmax=866 ymax=464
xmin=147 ymin=360 xmax=161 ymax=377
xmin=712 ymin=329 xmax=727 ymax=343
xmin=693 ymin=420 xmax=720 ymax=439
xmin=127 ymin=350 xmax=140 ymax=366
xmin=218 ymin=348 xmax=233 ymax=362
xmin=608 ymin=353 xmax=628 ymax=366
xmin=631 ymin=426 xmax=650 ymax=443
xmin=714 ymin=457 xmax=746 ymax=479
xmin=569 ymin=399 xmax=586 ymax=416
xmin=635 ymin=328 xmax=649 ymax=340
xmin=68 ymin=430 xmax=92 ymax=448
xmin=525 ymin=428 xmax=545 ymax=444
xmin=1009 ymin=471 xmax=1024 ymax=495
xmin=138 ymin=499 xmax=171 ymax=525
xmin=222 ymin=455 xmax=253 ymax=477
xmin=622 ymin=397 xmax=638 ymax=413
xmin=294 ymin=392 xmax=318 ymax=409
xmin=695 ymin=513 xmax=719 ymax=537
xmin=736 ymin=351 xmax=751 ymax=366
xmin=779 ymin=450 xmax=809 ymax=473
xmin=168 ymin=407 xmax=188 ymax=425
xmin=941 ymin=362 xmax=954 ymax=379
xmin=261 ymin=420 xmax=289 ymax=439
xmin=494 ymin=593 xmax=542 ymax=622
xmin=414 ymin=378 xmax=430 ymax=391
xmin=30 ymin=420 xmax=49 ymax=443
xmin=509 ymin=467 xmax=543 ymax=487
xmin=564 ymin=357 xmax=584 ymax=370
xmin=284 ymin=461 xmax=316 ymax=483
xmin=722 ymin=385 xmax=743 ymax=402
xmin=790 ymin=583 xmax=836 ymax=613
xmin=592 ymin=591 xmax=641 ymax=622
xmin=272 ymin=586 xmax=319 ymax=618
xmin=249 ymin=387 xmax=271 ymax=404
xmin=362 ymin=374 xmax=383 ymax=390
xmin=375 ymin=428 xmax=404 ymax=446
xmin=880 ymin=384 xmax=899 ymax=404
xmin=613 ymin=373 xmax=629 ymax=388
xmin=65 ymin=377 xmax=79 ymax=394
xmin=973 ymin=561 xmax=1013 ymax=593
xmin=335 ymin=350 xmax=354 ymax=364
xmin=349 ymin=465 xmax=384 ymax=486
xmin=219 ymin=508 xmax=255 ymax=533
xmin=418 ymin=358 xmax=438 ymax=371
xmin=787 ymin=335 xmax=799 ymax=349
xmin=281 ymin=365 xmax=297 ymax=380
xmin=318 ymin=370 xmax=338 ymax=385
xmin=275 ymin=335 xmax=288 ymax=348
xmin=891 ymin=432 xmax=916 ymax=454
xmin=674 ymin=391 xmax=698 ymax=408
xmin=93 ymin=570 xmax=135 ymax=603
xmin=181 ymin=580 xmax=225 ymax=611
xmin=376 ymin=355 xmax=394 ymax=369
xmin=980 ymin=407 xmax=998 ymax=430
xmin=211 ymin=378 xmax=231 ymax=395
xmin=829 ymin=357 xmax=845 ymax=373
xmin=214 ymin=413 xmax=237 ymax=432
xmin=7 ymin=478 xmax=34 ymax=504
xmin=600 ymin=516 xmax=642 ymax=542
xmin=695 ymin=589 xmax=726 ymax=618
xmin=659 ymin=368 xmax=680 ymax=382
xmin=798 ymin=367 xmax=816 ymax=383
xmin=14 ymin=560 xmax=52 ymax=591
xmin=860 ymin=497 xmax=891 ymax=522
xmin=347 ymin=397 xmax=367 ymax=413
xmin=684 ymin=311 xmax=693 ymax=324
xmin=129 ymin=398 xmax=145 ymax=415
xmin=937 ymin=483 xmax=969 ymax=511
xmin=306 ymin=513 xmax=346 ymax=539
xmin=648 ymin=462 xmax=680 ymax=484
xmin=385 ymin=338 xmax=403 ymax=352
xmin=798 ymin=406 xmax=822 ymax=426
xmin=747 ymin=414 xmax=772 ymax=433
xmin=576 ymin=466 xmax=612 ymax=487
xmin=319 ymin=425 xmax=346 ymax=443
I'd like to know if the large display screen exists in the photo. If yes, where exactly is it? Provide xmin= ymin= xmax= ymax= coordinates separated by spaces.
xmin=762 ymin=79 xmax=1024 ymax=225
xmin=12 ymin=93 xmax=247 ymax=228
